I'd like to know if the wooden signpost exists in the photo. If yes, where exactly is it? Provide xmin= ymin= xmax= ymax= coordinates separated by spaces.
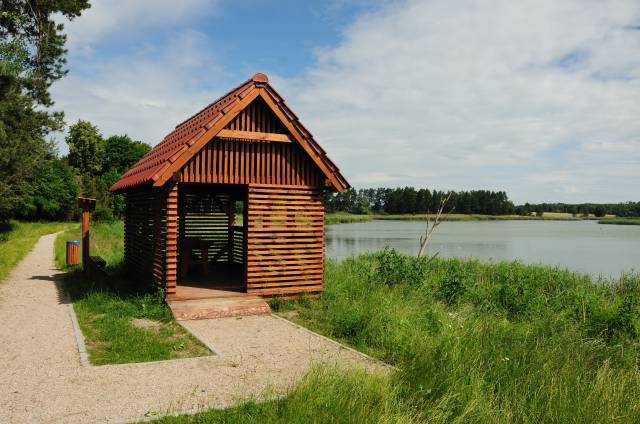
xmin=77 ymin=197 xmax=96 ymax=273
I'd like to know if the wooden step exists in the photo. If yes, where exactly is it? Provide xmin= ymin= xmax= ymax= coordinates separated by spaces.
xmin=168 ymin=296 xmax=271 ymax=320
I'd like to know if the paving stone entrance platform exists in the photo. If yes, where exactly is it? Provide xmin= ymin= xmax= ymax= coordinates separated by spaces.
xmin=168 ymin=295 xmax=271 ymax=320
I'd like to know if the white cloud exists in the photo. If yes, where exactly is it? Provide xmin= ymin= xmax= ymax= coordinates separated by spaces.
xmin=52 ymin=0 xmax=640 ymax=203
xmin=276 ymin=0 xmax=640 ymax=203
xmin=61 ymin=0 xmax=213 ymax=52
xmin=52 ymin=0 xmax=225 ymax=148
xmin=52 ymin=29 xmax=233 ymax=148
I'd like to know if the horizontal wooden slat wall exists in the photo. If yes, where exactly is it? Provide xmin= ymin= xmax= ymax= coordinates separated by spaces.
xmin=232 ymin=226 xmax=244 ymax=265
xmin=165 ymin=181 xmax=178 ymax=294
xmin=246 ymin=186 xmax=324 ymax=296
xmin=180 ymin=137 xmax=323 ymax=187
xmin=124 ymin=189 xmax=167 ymax=288
xmin=178 ymin=191 xmax=244 ymax=267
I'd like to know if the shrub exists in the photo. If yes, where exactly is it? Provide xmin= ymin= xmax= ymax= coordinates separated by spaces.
xmin=374 ymin=247 xmax=427 ymax=286
xmin=92 ymin=206 xmax=114 ymax=222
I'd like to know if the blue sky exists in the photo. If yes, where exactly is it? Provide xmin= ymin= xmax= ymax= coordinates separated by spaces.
xmin=53 ymin=0 xmax=640 ymax=203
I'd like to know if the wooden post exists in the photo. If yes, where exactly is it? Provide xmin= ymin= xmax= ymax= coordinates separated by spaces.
xmin=77 ymin=197 xmax=96 ymax=272
xmin=228 ymin=198 xmax=235 ymax=264
xmin=165 ymin=181 xmax=179 ymax=296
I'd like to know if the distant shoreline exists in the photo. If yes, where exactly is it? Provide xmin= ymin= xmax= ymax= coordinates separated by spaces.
xmin=326 ymin=213 xmax=640 ymax=225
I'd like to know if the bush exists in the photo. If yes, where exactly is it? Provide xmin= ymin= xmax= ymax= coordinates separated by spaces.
xmin=594 ymin=205 xmax=606 ymax=217
xmin=92 ymin=207 xmax=114 ymax=222
xmin=374 ymin=247 xmax=427 ymax=286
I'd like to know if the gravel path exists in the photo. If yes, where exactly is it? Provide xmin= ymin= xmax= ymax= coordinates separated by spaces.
xmin=0 ymin=234 xmax=387 ymax=423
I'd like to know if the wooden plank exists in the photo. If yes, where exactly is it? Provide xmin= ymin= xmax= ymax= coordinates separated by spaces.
xmin=217 ymin=129 xmax=292 ymax=143
xmin=247 ymin=285 xmax=323 ymax=295
xmin=257 ymin=89 xmax=344 ymax=191
xmin=154 ymin=88 xmax=261 ymax=187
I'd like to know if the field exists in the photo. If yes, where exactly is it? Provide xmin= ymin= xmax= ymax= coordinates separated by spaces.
xmin=55 ymin=222 xmax=211 ymax=365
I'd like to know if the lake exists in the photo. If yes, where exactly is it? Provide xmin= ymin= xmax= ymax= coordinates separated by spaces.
xmin=325 ymin=220 xmax=640 ymax=279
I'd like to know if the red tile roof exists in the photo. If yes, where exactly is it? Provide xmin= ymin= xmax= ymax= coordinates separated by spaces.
xmin=110 ymin=73 xmax=348 ymax=193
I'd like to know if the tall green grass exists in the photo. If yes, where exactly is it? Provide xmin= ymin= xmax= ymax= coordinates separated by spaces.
xmin=0 ymin=221 xmax=74 ymax=282
xmin=54 ymin=220 xmax=124 ymax=268
xmin=56 ymin=221 xmax=640 ymax=422
xmin=164 ymin=248 xmax=640 ymax=423
xmin=158 ymin=367 xmax=412 ymax=423
xmin=274 ymin=249 xmax=640 ymax=423
xmin=325 ymin=213 xmax=373 ymax=224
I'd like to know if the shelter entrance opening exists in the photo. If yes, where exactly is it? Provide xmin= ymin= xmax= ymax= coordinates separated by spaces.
xmin=175 ymin=184 xmax=247 ymax=299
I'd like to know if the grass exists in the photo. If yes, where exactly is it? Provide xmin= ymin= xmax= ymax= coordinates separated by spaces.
xmin=325 ymin=213 xmax=374 ymax=224
xmin=267 ymin=250 xmax=640 ymax=423
xmin=155 ymin=367 xmax=411 ymax=424
xmin=326 ymin=212 xmax=636 ymax=224
xmin=0 ymin=221 xmax=73 ymax=282
xmin=46 ymin=219 xmax=640 ymax=422
xmin=159 ymin=248 xmax=640 ymax=423
xmin=55 ymin=221 xmax=211 ymax=365
xmin=598 ymin=218 xmax=640 ymax=226
xmin=373 ymin=213 xmax=590 ymax=221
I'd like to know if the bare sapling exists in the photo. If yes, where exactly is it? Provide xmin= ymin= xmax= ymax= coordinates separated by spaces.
xmin=418 ymin=191 xmax=453 ymax=258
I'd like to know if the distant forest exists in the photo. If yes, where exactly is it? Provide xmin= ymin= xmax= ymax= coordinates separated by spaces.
xmin=325 ymin=188 xmax=640 ymax=217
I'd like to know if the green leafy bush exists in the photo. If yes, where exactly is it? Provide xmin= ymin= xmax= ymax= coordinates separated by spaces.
xmin=92 ymin=206 xmax=114 ymax=222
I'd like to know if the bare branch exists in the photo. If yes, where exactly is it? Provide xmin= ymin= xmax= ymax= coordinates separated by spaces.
xmin=417 ymin=191 xmax=454 ymax=258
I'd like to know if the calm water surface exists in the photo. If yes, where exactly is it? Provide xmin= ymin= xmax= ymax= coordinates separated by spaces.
xmin=325 ymin=220 xmax=640 ymax=279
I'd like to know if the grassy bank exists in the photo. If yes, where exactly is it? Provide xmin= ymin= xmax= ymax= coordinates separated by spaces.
xmin=162 ymin=249 xmax=640 ymax=423
xmin=0 ymin=221 xmax=73 ymax=282
xmin=268 ymin=250 xmax=640 ymax=423
xmin=47 ymin=220 xmax=640 ymax=422
xmin=325 ymin=213 xmax=374 ymax=224
xmin=326 ymin=212 xmax=605 ymax=222
xmin=55 ymin=222 xmax=211 ymax=365
xmin=598 ymin=218 xmax=640 ymax=226
xmin=373 ymin=213 xmax=589 ymax=221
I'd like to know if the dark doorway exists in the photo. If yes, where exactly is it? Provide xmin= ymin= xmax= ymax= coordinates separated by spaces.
xmin=175 ymin=184 xmax=247 ymax=299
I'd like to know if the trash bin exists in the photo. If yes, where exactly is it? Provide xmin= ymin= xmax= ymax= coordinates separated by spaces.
xmin=66 ymin=240 xmax=81 ymax=266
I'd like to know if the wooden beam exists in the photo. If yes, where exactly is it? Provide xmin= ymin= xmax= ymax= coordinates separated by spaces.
xmin=257 ymin=89 xmax=346 ymax=192
xmin=217 ymin=129 xmax=292 ymax=143
xmin=153 ymin=88 xmax=261 ymax=188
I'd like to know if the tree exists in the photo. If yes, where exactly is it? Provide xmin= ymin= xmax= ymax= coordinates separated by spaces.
xmin=593 ymin=205 xmax=606 ymax=218
xmin=0 ymin=1 xmax=90 ymax=221
xmin=0 ymin=37 xmax=56 ymax=221
xmin=66 ymin=120 xmax=104 ymax=175
xmin=102 ymin=134 xmax=150 ymax=174
xmin=24 ymin=158 xmax=78 ymax=220
xmin=352 ymin=194 xmax=371 ymax=215
xmin=1 ymin=1 xmax=91 ymax=106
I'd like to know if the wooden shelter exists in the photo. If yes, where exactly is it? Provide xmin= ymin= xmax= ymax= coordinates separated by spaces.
xmin=110 ymin=73 xmax=349 ymax=300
